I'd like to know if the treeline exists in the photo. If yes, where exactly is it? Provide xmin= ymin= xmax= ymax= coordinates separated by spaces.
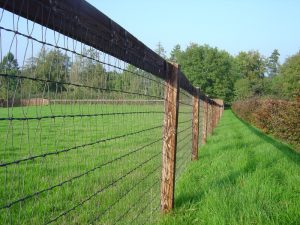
xmin=1 ymin=44 xmax=299 ymax=103
xmin=166 ymin=43 xmax=299 ymax=149
xmin=0 ymin=48 xmax=163 ymax=100
xmin=166 ymin=43 xmax=299 ymax=103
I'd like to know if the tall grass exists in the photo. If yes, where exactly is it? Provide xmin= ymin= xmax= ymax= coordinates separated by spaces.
xmin=0 ymin=103 xmax=193 ymax=224
xmin=157 ymin=110 xmax=300 ymax=225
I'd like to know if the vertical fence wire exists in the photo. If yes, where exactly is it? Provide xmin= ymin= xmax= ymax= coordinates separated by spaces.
xmin=175 ymin=88 xmax=193 ymax=180
xmin=0 ymin=6 xmax=164 ymax=224
xmin=0 ymin=1 xmax=224 ymax=224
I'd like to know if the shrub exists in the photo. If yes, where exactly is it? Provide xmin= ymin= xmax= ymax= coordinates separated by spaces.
xmin=232 ymin=98 xmax=300 ymax=151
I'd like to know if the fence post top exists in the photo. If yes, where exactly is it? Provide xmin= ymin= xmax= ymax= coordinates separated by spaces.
xmin=167 ymin=61 xmax=180 ymax=70
xmin=194 ymin=87 xmax=200 ymax=97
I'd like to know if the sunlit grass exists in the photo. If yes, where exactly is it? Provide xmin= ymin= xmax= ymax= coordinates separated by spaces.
xmin=0 ymin=103 xmax=193 ymax=225
xmin=157 ymin=110 xmax=300 ymax=225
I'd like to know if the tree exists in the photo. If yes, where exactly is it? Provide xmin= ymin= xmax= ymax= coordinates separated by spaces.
xmin=0 ymin=52 xmax=18 ymax=74
xmin=155 ymin=42 xmax=167 ymax=59
xmin=234 ymin=78 xmax=251 ymax=100
xmin=0 ymin=52 xmax=19 ymax=99
xmin=272 ymin=51 xmax=300 ymax=100
xmin=31 ymin=48 xmax=71 ymax=93
xmin=70 ymin=48 xmax=106 ymax=98
xmin=235 ymin=50 xmax=266 ymax=80
xmin=267 ymin=49 xmax=280 ymax=77
xmin=234 ymin=51 xmax=267 ymax=99
xmin=169 ymin=44 xmax=181 ymax=63
xmin=174 ymin=43 xmax=237 ymax=103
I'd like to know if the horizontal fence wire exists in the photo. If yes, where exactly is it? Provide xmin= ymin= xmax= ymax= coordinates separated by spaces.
xmin=0 ymin=0 xmax=224 ymax=224
xmin=175 ymin=88 xmax=193 ymax=180
xmin=0 ymin=5 xmax=164 ymax=224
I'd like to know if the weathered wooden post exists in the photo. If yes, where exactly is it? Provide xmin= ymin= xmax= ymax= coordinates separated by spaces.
xmin=201 ymin=97 xmax=208 ymax=145
xmin=211 ymin=103 xmax=215 ymax=131
xmin=211 ymin=102 xmax=214 ymax=133
xmin=207 ymin=99 xmax=211 ymax=135
xmin=192 ymin=88 xmax=200 ymax=161
xmin=216 ymin=104 xmax=219 ymax=125
xmin=220 ymin=104 xmax=222 ymax=119
xmin=161 ymin=63 xmax=180 ymax=213
xmin=209 ymin=101 xmax=214 ymax=135
xmin=218 ymin=104 xmax=221 ymax=122
xmin=215 ymin=104 xmax=218 ymax=127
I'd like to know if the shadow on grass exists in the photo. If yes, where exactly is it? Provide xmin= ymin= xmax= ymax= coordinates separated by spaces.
xmin=235 ymin=114 xmax=300 ymax=166
xmin=214 ymin=150 xmax=258 ymax=187
xmin=174 ymin=113 xmax=299 ymax=207
xmin=173 ymin=111 xmax=299 ymax=209
xmin=174 ymin=150 xmax=258 ymax=208
xmin=175 ymin=191 xmax=205 ymax=208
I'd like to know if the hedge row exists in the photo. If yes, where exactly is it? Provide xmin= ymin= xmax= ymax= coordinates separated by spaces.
xmin=232 ymin=98 xmax=300 ymax=151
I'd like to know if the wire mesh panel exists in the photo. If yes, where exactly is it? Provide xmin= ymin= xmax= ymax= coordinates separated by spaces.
xmin=207 ymin=102 xmax=212 ymax=136
xmin=0 ymin=0 xmax=225 ymax=222
xmin=175 ymin=88 xmax=193 ymax=180
xmin=0 ymin=7 xmax=164 ymax=225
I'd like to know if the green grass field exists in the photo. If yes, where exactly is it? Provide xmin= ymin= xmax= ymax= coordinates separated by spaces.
xmin=4 ymin=106 xmax=297 ymax=225
xmin=157 ymin=110 xmax=300 ymax=225
xmin=0 ymin=103 xmax=193 ymax=225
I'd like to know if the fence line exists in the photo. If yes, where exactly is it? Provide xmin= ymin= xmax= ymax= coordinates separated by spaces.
xmin=0 ymin=0 xmax=224 ymax=224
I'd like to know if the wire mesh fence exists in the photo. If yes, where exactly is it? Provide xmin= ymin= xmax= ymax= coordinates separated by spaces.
xmin=0 ymin=0 xmax=224 ymax=224
xmin=175 ymin=88 xmax=193 ymax=180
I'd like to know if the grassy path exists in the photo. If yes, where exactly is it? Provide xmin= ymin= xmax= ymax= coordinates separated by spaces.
xmin=157 ymin=110 xmax=300 ymax=225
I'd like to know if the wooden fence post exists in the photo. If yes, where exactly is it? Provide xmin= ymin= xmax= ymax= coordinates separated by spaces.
xmin=218 ymin=104 xmax=221 ymax=122
xmin=207 ymin=101 xmax=210 ymax=136
xmin=214 ymin=105 xmax=217 ymax=128
xmin=211 ymin=104 xmax=214 ymax=131
xmin=192 ymin=88 xmax=200 ymax=161
xmin=161 ymin=63 xmax=180 ymax=213
xmin=201 ymin=98 xmax=208 ymax=145
xmin=208 ymin=102 xmax=212 ymax=135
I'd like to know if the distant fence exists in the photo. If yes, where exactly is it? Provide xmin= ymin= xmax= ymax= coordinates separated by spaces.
xmin=0 ymin=98 xmax=164 ymax=106
xmin=0 ymin=98 xmax=49 ymax=107
xmin=0 ymin=0 xmax=224 ymax=224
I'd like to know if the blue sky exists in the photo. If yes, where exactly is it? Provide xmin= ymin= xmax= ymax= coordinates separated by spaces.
xmin=86 ymin=0 xmax=300 ymax=63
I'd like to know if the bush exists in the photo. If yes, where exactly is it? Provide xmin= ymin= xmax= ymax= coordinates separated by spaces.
xmin=232 ymin=98 xmax=300 ymax=151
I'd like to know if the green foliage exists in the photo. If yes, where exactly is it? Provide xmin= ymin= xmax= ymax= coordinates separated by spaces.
xmin=169 ymin=44 xmax=181 ymax=63
xmin=174 ymin=43 xmax=237 ymax=103
xmin=124 ymin=65 xmax=163 ymax=97
xmin=232 ymin=98 xmax=300 ymax=150
xmin=267 ymin=49 xmax=280 ymax=78
xmin=0 ymin=52 xmax=18 ymax=73
xmin=24 ymin=47 xmax=71 ymax=93
xmin=234 ymin=78 xmax=251 ymax=100
xmin=69 ymin=48 xmax=106 ymax=97
xmin=233 ymin=51 xmax=266 ymax=100
xmin=235 ymin=50 xmax=266 ymax=80
xmin=0 ymin=52 xmax=19 ymax=99
xmin=234 ymin=50 xmax=299 ymax=101
xmin=17 ymin=47 xmax=165 ymax=100
xmin=271 ymin=51 xmax=300 ymax=99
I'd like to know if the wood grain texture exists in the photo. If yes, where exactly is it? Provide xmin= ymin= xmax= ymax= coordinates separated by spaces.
xmin=161 ymin=63 xmax=179 ymax=213
xmin=202 ymin=99 xmax=208 ymax=145
xmin=192 ymin=89 xmax=200 ymax=160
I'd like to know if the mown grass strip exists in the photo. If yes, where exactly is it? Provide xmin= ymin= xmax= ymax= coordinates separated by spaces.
xmin=157 ymin=110 xmax=300 ymax=225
